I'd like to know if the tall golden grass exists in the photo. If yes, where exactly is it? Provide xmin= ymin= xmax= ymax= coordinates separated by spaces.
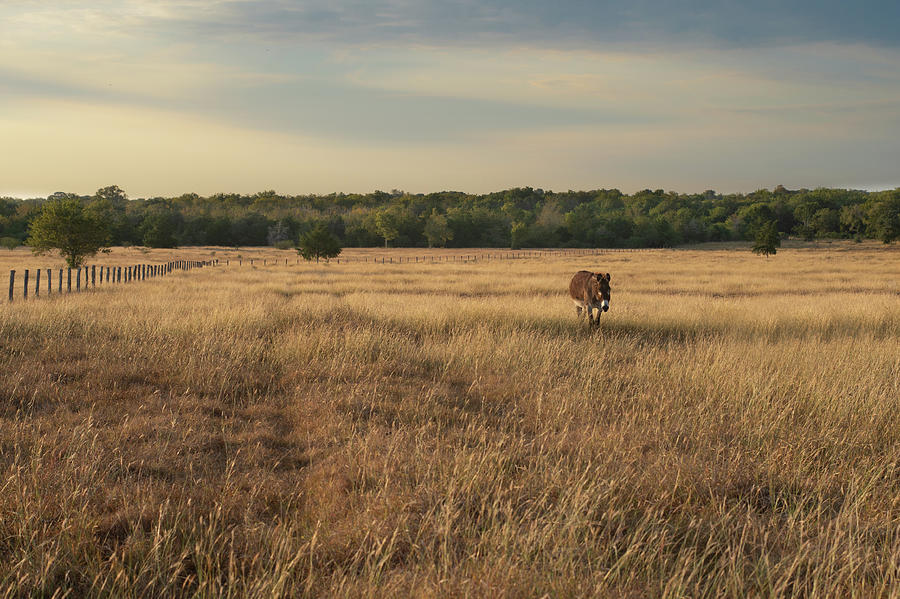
xmin=1 ymin=242 xmax=898 ymax=597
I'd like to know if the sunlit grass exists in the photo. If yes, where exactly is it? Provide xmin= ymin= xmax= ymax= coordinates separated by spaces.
xmin=1 ymin=242 xmax=898 ymax=597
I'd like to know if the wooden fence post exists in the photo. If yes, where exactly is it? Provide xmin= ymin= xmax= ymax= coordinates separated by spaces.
xmin=91 ymin=265 xmax=96 ymax=287
xmin=47 ymin=269 xmax=51 ymax=294
xmin=58 ymin=269 xmax=62 ymax=293
xmin=67 ymin=268 xmax=72 ymax=292
xmin=23 ymin=270 xmax=28 ymax=300
xmin=35 ymin=269 xmax=40 ymax=297
xmin=8 ymin=270 xmax=13 ymax=302
xmin=76 ymin=267 xmax=81 ymax=291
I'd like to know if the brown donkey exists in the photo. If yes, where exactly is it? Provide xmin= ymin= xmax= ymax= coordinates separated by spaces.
xmin=569 ymin=271 xmax=611 ymax=324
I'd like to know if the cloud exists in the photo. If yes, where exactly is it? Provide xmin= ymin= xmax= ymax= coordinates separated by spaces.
xmin=6 ymin=1 xmax=900 ymax=51
xmin=137 ymin=0 xmax=900 ymax=49
xmin=2 ymin=1 xmax=899 ymax=195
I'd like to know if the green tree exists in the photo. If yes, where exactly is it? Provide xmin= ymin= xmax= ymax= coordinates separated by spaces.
xmin=510 ymin=221 xmax=528 ymax=249
xmin=793 ymin=203 xmax=818 ymax=241
xmin=91 ymin=185 xmax=134 ymax=245
xmin=840 ymin=204 xmax=866 ymax=239
xmin=141 ymin=211 xmax=179 ymax=248
xmin=374 ymin=207 xmax=400 ymax=247
xmin=94 ymin=185 xmax=127 ymax=207
xmin=27 ymin=197 xmax=110 ymax=267
xmin=297 ymin=224 xmax=342 ymax=263
xmin=866 ymin=193 xmax=900 ymax=243
xmin=739 ymin=202 xmax=775 ymax=239
xmin=752 ymin=220 xmax=780 ymax=258
xmin=423 ymin=209 xmax=453 ymax=248
xmin=811 ymin=208 xmax=840 ymax=238
xmin=0 ymin=236 xmax=19 ymax=250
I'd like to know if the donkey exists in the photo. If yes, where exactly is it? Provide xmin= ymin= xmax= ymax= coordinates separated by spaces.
xmin=569 ymin=271 xmax=611 ymax=324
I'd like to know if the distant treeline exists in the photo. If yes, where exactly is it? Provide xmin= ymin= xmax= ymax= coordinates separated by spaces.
xmin=1 ymin=185 xmax=898 ymax=249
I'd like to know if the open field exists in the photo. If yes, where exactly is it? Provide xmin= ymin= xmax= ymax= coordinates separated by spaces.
xmin=1 ymin=243 xmax=899 ymax=597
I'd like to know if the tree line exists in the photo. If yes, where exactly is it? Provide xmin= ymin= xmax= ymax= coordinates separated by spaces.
xmin=1 ymin=184 xmax=898 ymax=251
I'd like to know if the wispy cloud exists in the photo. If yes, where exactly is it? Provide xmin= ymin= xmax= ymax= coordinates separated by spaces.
xmin=6 ymin=1 xmax=900 ymax=49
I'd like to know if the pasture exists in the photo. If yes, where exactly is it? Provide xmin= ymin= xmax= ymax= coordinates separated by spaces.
xmin=1 ymin=243 xmax=898 ymax=597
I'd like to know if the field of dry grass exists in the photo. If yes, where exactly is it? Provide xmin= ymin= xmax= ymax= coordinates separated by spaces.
xmin=1 ymin=242 xmax=898 ymax=597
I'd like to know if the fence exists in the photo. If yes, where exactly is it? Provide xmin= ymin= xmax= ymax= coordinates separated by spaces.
xmin=221 ymin=247 xmax=657 ymax=266
xmin=6 ymin=248 xmax=660 ymax=302
xmin=6 ymin=259 xmax=215 ymax=303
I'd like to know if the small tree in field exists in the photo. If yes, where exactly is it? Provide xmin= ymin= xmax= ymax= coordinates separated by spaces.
xmin=27 ymin=198 xmax=110 ymax=268
xmin=0 ymin=237 xmax=20 ymax=251
xmin=297 ymin=224 xmax=342 ymax=263
xmin=752 ymin=220 xmax=780 ymax=258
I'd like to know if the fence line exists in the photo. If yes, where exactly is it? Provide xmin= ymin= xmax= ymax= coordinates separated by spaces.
xmin=6 ymin=248 xmax=663 ymax=302
xmin=6 ymin=259 xmax=218 ymax=303
xmin=220 ymin=247 xmax=660 ymax=266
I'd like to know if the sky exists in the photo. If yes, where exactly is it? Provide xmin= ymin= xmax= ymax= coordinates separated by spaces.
xmin=2 ymin=0 xmax=899 ymax=199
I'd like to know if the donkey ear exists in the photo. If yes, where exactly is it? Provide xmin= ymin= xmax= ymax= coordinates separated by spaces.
xmin=605 ymin=273 xmax=611 ymax=281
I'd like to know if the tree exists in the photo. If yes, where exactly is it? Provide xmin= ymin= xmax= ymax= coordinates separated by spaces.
xmin=866 ymin=193 xmax=900 ymax=244
xmin=141 ymin=210 xmax=179 ymax=248
xmin=840 ymin=204 xmax=866 ymax=239
xmin=267 ymin=220 xmax=291 ymax=246
xmin=510 ymin=221 xmax=527 ymax=249
xmin=752 ymin=220 xmax=780 ymax=258
xmin=0 ymin=236 xmax=19 ymax=250
xmin=94 ymin=185 xmax=127 ymax=207
xmin=792 ymin=203 xmax=818 ymax=241
xmin=27 ymin=197 xmax=110 ymax=267
xmin=89 ymin=186 xmax=137 ymax=245
xmin=297 ymin=224 xmax=342 ymax=263
xmin=739 ymin=203 xmax=775 ymax=239
xmin=423 ymin=209 xmax=453 ymax=248
xmin=374 ymin=207 xmax=400 ymax=247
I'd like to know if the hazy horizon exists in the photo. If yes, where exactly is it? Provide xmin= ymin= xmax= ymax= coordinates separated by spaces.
xmin=2 ymin=183 xmax=900 ymax=203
